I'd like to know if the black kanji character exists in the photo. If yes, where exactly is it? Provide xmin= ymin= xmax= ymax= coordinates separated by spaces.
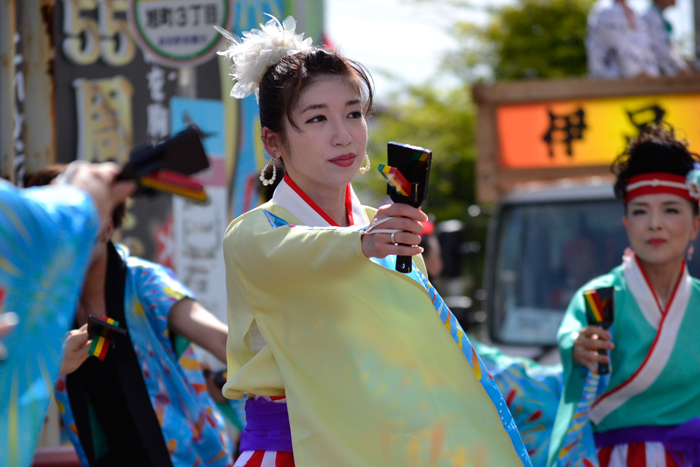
xmin=542 ymin=108 xmax=587 ymax=158
xmin=625 ymin=104 xmax=666 ymax=141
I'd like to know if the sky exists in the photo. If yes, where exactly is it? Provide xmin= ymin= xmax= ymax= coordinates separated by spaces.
xmin=326 ymin=0 xmax=695 ymax=99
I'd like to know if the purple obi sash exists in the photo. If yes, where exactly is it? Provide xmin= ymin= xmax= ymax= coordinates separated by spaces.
xmin=594 ymin=418 xmax=700 ymax=465
xmin=239 ymin=397 xmax=293 ymax=453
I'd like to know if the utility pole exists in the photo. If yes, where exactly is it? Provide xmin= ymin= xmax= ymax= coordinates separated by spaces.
xmin=0 ymin=1 xmax=16 ymax=182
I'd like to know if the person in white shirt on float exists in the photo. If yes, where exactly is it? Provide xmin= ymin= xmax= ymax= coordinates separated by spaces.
xmin=643 ymin=0 xmax=690 ymax=76
xmin=586 ymin=0 xmax=660 ymax=78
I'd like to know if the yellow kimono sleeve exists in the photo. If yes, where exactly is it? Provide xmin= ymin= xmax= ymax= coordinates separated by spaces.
xmin=222 ymin=206 xmax=370 ymax=399
xmin=225 ymin=207 xmax=369 ymax=287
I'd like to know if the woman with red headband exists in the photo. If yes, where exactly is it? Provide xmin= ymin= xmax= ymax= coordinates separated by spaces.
xmin=548 ymin=124 xmax=700 ymax=467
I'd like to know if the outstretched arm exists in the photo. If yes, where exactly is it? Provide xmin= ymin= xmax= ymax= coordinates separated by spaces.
xmin=169 ymin=298 xmax=228 ymax=364
xmin=227 ymin=203 xmax=427 ymax=285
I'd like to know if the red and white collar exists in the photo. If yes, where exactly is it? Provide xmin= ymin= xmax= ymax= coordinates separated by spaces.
xmin=272 ymin=174 xmax=370 ymax=228
xmin=621 ymin=252 xmax=689 ymax=329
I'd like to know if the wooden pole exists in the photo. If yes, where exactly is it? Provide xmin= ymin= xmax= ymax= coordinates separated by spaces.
xmin=0 ymin=0 xmax=17 ymax=182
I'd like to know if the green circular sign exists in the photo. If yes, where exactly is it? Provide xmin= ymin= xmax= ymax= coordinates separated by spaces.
xmin=128 ymin=0 xmax=231 ymax=67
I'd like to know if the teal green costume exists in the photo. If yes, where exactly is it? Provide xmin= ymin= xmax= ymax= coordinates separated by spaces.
xmin=548 ymin=254 xmax=700 ymax=466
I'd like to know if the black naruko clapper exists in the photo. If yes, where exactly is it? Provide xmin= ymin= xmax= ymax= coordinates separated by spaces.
xmin=583 ymin=286 xmax=615 ymax=375
xmin=380 ymin=142 xmax=432 ymax=274
xmin=117 ymin=126 xmax=210 ymax=202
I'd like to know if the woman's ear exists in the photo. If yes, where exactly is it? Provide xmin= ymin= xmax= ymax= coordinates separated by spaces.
xmin=689 ymin=214 xmax=700 ymax=242
xmin=261 ymin=128 xmax=283 ymax=159
xmin=99 ymin=219 xmax=114 ymax=244
xmin=622 ymin=215 xmax=630 ymax=241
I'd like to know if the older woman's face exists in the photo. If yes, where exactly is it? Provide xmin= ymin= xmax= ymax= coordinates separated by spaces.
xmin=624 ymin=193 xmax=700 ymax=266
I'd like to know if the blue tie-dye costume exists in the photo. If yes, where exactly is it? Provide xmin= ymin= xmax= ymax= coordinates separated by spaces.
xmin=54 ymin=244 xmax=233 ymax=467
xmin=0 ymin=181 xmax=100 ymax=467
xmin=473 ymin=343 xmax=565 ymax=467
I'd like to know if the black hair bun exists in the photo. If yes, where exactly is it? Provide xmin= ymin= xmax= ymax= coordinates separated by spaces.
xmin=612 ymin=123 xmax=698 ymax=201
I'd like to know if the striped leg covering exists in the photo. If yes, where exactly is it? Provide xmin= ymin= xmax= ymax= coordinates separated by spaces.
xmin=234 ymin=451 xmax=295 ymax=467
xmin=235 ymin=395 xmax=293 ymax=467
xmin=597 ymin=442 xmax=687 ymax=467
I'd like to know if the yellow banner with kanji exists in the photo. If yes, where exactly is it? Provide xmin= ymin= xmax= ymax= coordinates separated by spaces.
xmin=497 ymin=93 xmax=700 ymax=169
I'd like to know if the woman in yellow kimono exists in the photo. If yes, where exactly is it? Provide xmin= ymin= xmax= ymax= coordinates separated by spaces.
xmin=217 ymin=16 xmax=531 ymax=467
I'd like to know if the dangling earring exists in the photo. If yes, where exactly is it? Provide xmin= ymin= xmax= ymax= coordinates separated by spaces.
xmin=359 ymin=153 xmax=370 ymax=174
xmin=687 ymin=244 xmax=695 ymax=262
xmin=259 ymin=153 xmax=277 ymax=186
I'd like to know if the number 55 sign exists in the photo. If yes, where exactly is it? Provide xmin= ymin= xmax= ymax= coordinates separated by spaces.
xmin=128 ymin=0 xmax=232 ymax=68
xmin=62 ymin=0 xmax=137 ymax=66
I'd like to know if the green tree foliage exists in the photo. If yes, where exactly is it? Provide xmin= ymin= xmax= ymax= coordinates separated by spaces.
xmin=447 ymin=0 xmax=593 ymax=82
xmin=364 ymin=85 xmax=477 ymax=222
xmin=365 ymin=0 xmax=595 ymax=297
xmin=366 ymin=0 xmax=595 ymax=219
xmin=365 ymin=84 xmax=488 ymax=297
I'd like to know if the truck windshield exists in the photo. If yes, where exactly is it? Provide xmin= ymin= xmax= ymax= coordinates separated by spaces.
xmin=491 ymin=199 xmax=627 ymax=345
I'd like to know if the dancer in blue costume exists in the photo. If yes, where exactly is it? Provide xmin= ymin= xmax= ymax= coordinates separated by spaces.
xmin=548 ymin=124 xmax=700 ymax=467
xmin=28 ymin=165 xmax=234 ymax=467
xmin=0 ymin=162 xmax=133 ymax=467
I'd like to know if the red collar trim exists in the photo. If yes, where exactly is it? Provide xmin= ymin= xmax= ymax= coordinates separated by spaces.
xmin=592 ymin=255 xmax=685 ymax=409
xmin=283 ymin=174 xmax=353 ymax=227
xmin=345 ymin=185 xmax=354 ymax=226
xmin=634 ymin=254 xmax=685 ymax=315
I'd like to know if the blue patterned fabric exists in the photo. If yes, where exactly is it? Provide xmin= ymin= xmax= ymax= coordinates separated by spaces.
xmin=406 ymin=264 xmax=532 ymax=467
xmin=552 ymin=371 xmax=610 ymax=467
xmin=0 ymin=181 xmax=100 ymax=467
xmin=54 ymin=245 xmax=233 ymax=467
xmin=473 ymin=342 xmax=565 ymax=467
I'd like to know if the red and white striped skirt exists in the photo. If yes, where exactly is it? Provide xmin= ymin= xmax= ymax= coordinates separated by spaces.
xmin=597 ymin=442 xmax=688 ymax=467
xmin=233 ymin=451 xmax=295 ymax=467
xmin=234 ymin=395 xmax=294 ymax=467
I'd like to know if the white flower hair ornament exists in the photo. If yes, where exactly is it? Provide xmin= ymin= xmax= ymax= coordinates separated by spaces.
xmin=215 ymin=16 xmax=312 ymax=100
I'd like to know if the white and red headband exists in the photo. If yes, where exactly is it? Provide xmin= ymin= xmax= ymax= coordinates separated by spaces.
xmin=625 ymin=171 xmax=700 ymax=204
